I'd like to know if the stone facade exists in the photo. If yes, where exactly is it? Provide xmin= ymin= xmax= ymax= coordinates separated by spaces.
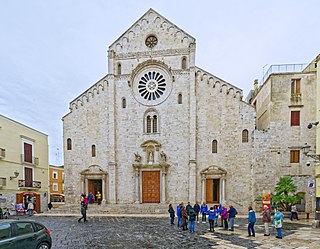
xmin=251 ymin=69 xmax=317 ymax=213
xmin=62 ymin=9 xmax=257 ymax=213
xmin=62 ymin=9 xmax=317 ymax=214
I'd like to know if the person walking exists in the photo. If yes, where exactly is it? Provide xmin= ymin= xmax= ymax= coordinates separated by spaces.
xmin=247 ymin=206 xmax=256 ymax=237
xmin=200 ymin=202 xmax=208 ymax=223
xmin=228 ymin=205 xmax=238 ymax=231
xmin=193 ymin=201 xmax=200 ymax=223
xmin=221 ymin=206 xmax=229 ymax=230
xmin=188 ymin=207 xmax=196 ymax=233
xmin=207 ymin=207 xmax=217 ymax=232
xmin=27 ymin=202 xmax=34 ymax=216
xmin=78 ymin=201 xmax=88 ymax=223
xmin=168 ymin=204 xmax=175 ymax=225
xmin=181 ymin=206 xmax=188 ymax=231
xmin=262 ymin=205 xmax=271 ymax=236
xmin=48 ymin=202 xmax=53 ymax=210
xmin=96 ymin=191 xmax=102 ymax=205
xmin=290 ymin=203 xmax=299 ymax=221
xmin=274 ymin=208 xmax=284 ymax=239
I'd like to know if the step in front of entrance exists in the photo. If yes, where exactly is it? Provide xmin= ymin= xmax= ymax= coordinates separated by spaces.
xmin=48 ymin=203 xmax=169 ymax=214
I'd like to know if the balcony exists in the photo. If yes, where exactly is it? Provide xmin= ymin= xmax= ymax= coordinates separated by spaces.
xmin=0 ymin=177 xmax=6 ymax=187
xmin=261 ymin=63 xmax=316 ymax=83
xmin=290 ymin=93 xmax=302 ymax=103
xmin=21 ymin=154 xmax=39 ymax=166
xmin=18 ymin=180 xmax=41 ymax=189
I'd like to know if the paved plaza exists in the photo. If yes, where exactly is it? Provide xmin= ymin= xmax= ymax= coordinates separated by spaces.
xmin=17 ymin=215 xmax=319 ymax=249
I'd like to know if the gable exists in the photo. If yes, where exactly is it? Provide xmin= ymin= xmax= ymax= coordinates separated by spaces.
xmin=108 ymin=8 xmax=195 ymax=54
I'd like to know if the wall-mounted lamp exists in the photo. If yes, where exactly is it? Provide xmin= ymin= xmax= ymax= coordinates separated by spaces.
xmin=307 ymin=121 xmax=319 ymax=129
xmin=302 ymin=143 xmax=320 ymax=161
xmin=10 ymin=170 xmax=19 ymax=180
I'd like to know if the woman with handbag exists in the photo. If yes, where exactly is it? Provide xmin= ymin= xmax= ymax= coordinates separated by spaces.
xmin=274 ymin=208 xmax=284 ymax=239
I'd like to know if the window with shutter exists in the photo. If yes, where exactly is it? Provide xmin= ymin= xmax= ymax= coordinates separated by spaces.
xmin=291 ymin=111 xmax=300 ymax=126
xmin=24 ymin=143 xmax=32 ymax=163
xmin=290 ymin=150 xmax=300 ymax=163
xmin=25 ymin=167 xmax=33 ymax=187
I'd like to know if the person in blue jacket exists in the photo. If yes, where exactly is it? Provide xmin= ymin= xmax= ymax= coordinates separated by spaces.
xmin=207 ymin=207 xmax=218 ymax=232
xmin=274 ymin=208 xmax=284 ymax=239
xmin=176 ymin=203 xmax=183 ymax=228
xmin=247 ymin=206 xmax=256 ymax=237
xmin=228 ymin=205 xmax=238 ymax=231
xmin=168 ymin=204 xmax=175 ymax=225
xmin=215 ymin=204 xmax=222 ymax=227
xmin=200 ymin=202 xmax=208 ymax=223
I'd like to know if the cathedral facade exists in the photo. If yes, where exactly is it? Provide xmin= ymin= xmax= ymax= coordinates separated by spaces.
xmin=62 ymin=9 xmax=259 ymax=212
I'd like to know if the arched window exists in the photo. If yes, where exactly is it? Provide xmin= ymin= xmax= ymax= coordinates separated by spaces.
xmin=146 ymin=116 xmax=152 ymax=133
xmin=242 ymin=129 xmax=249 ymax=143
xmin=67 ymin=138 xmax=72 ymax=150
xmin=153 ymin=115 xmax=157 ymax=133
xmin=145 ymin=109 xmax=159 ymax=134
xmin=122 ymin=97 xmax=126 ymax=108
xmin=182 ymin=56 xmax=187 ymax=69
xmin=117 ymin=63 xmax=121 ymax=75
xmin=178 ymin=93 xmax=182 ymax=104
xmin=92 ymin=145 xmax=96 ymax=157
xmin=212 ymin=140 xmax=217 ymax=153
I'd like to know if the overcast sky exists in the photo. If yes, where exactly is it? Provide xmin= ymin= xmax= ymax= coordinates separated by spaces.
xmin=0 ymin=0 xmax=319 ymax=165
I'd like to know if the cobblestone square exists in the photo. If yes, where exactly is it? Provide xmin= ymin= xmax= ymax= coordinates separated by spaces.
xmin=20 ymin=216 xmax=320 ymax=249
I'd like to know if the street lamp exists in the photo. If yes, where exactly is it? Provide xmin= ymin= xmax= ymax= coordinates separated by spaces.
xmin=302 ymin=143 xmax=320 ymax=162
xmin=10 ymin=170 xmax=20 ymax=180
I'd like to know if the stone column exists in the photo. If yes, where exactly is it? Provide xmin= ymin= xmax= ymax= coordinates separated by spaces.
xmin=85 ymin=177 xmax=88 ymax=195
xmin=108 ymin=162 xmax=117 ymax=204
xmin=221 ymin=177 xmax=226 ymax=203
xmin=188 ymin=160 xmax=197 ymax=203
xmin=102 ymin=174 xmax=106 ymax=204
xmin=135 ymin=170 xmax=140 ymax=203
xmin=80 ymin=175 xmax=84 ymax=195
xmin=161 ymin=169 xmax=166 ymax=203
xmin=201 ymin=175 xmax=206 ymax=202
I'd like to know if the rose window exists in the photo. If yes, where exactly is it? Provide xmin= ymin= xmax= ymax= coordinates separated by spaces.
xmin=145 ymin=35 xmax=158 ymax=48
xmin=138 ymin=71 xmax=166 ymax=100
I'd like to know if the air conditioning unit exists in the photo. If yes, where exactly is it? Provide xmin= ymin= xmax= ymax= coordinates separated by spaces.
xmin=0 ymin=148 xmax=5 ymax=159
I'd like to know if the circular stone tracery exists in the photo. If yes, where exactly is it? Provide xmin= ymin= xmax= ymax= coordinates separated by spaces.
xmin=138 ymin=71 xmax=166 ymax=100
xmin=145 ymin=35 xmax=158 ymax=48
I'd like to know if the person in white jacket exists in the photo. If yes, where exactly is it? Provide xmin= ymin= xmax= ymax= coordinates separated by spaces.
xmin=27 ymin=202 xmax=34 ymax=216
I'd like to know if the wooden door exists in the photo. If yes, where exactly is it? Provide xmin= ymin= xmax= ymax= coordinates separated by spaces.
xmin=88 ymin=179 xmax=102 ymax=202
xmin=24 ymin=168 xmax=33 ymax=187
xmin=206 ymin=179 xmax=220 ymax=203
xmin=24 ymin=143 xmax=32 ymax=163
xmin=35 ymin=194 xmax=40 ymax=213
xmin=142 ymin=171 xmax=160 ymax=203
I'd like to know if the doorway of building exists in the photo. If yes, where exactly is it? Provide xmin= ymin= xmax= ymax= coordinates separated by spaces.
xmin=142 ymin=171 xmax=160 ymax=203
xmin=206 ymin=179 xmax=220 ymax=204
xmin=88 ymin=179 xmax=102 ymax=203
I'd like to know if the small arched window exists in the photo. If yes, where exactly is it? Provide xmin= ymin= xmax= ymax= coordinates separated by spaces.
xmin=67 ymin=138 xmax=72 ymax=150
xmin=153 ymin=115 xmax=157 ymax=133
xmin=182 ymin=56 xmax=187 ymax=69
xmin=242 ymin=129 xmax=249 ymax=143
xmin=92 ymin=145 xmax=96 ymax=157
xmin=146 ymin=116 xmax=152 ymax=133
xmin=122 ymin=97 xmax=126 ymax=108
xmin=212 ymin=140 xmax=217 ymax=153
xmin=117 ymin=63 xmax=121 ymax=75
xmin=178 ymin=93 xmax=182 ymax=104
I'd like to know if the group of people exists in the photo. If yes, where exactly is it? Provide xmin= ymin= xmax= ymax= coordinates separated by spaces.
xmin=169 ymin=202 xmax=238 ymax=233
xmin=169 ymin=202 xmax=286 ymax=239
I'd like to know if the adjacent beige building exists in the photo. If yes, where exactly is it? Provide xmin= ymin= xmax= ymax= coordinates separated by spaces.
xmin=0 ymin=114 xmax=49 ymax=212
xmin=251 ymin=61 xmax=317 ymax=213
